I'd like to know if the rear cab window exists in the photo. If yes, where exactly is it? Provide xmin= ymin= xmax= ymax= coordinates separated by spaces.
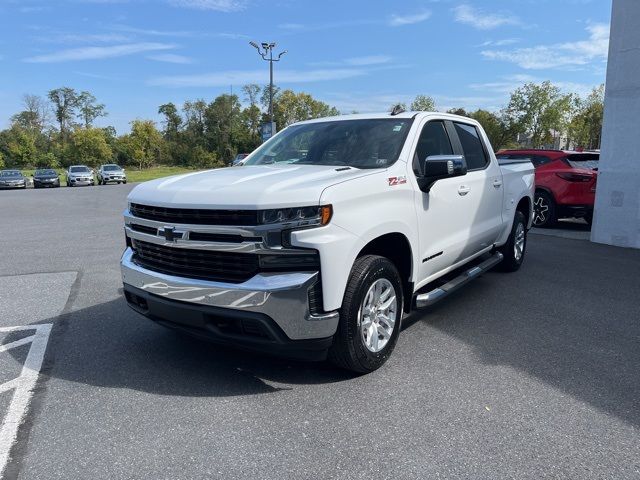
xmin=453 ymin=122 xmax=489 ymax=170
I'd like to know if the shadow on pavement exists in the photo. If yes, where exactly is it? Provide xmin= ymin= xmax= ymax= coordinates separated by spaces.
xmin=404 ymin=235 xmax=640 ymax=427
xmin=5 ymin=235 xmax=639 ymax=426
xmin=5 ymin=297 xmax=354 ymax=399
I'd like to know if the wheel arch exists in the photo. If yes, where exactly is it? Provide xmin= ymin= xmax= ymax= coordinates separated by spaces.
xmin=356 ymin=232 xmax=414 ymax=314
xmin=516 ymin=195 xmax=533 ymax=229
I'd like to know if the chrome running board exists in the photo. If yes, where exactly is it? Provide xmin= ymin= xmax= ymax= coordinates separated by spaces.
xmin=414 ymin=252 xmax=504 ymax=309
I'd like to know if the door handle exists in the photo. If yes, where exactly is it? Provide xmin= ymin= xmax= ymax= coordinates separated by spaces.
xmin=493 ymin=179 xmax=503 ymax=188
xmin=458 ymin=185 xmax=470 ymax=196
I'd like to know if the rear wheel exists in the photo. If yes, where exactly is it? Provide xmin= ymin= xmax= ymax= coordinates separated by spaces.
xmin=533 ymin=190 xmax=557 ymax=228
xmin=498 ymin=211 xmax=527 ymax=272
xmin=328 ymin=255 xmax=403 ymax=374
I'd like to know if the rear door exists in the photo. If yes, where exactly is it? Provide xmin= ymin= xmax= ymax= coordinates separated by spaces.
xmin=449 ymin=121 xmax=504 ymax=258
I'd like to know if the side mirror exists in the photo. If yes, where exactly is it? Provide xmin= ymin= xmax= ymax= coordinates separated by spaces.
xmin=418 ymin=155 xmax=467 ymax=192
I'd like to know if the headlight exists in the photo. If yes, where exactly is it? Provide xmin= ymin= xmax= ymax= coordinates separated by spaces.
xmin=259 ymin=205 xmax=332 ymax=226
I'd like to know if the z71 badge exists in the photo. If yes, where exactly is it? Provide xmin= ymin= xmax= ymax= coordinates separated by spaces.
xmin=388 ymin=176 xmax=407 ymax=186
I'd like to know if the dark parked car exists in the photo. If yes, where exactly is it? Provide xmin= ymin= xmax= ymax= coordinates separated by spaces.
xmin=33 ymin=168 xmax=61 ymax=188
xmin=0 ymin=170 xmax=27 ymax=189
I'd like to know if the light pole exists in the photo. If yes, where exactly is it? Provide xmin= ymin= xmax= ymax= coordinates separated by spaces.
xmin=249 ymin=41 xmax=287 ymax=139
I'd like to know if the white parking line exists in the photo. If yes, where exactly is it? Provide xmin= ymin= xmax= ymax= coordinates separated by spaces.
xmin=0 ymin=323 xmax=52 ymax=478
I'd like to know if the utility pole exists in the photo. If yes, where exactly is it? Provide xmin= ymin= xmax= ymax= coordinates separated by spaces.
xmin=249 ymin=41 xmax=287 ymax=141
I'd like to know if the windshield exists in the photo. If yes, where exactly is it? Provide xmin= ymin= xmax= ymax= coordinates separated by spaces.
xmin=70 ymin=166 xmax=90 ymax=173
xmin=35 ymin=169 xmax=57 ymax=175
xmin=1 ymin=170 xmax=21 ymax=177
xmin=103 ymin=165 xmax=121 ymax=171
xmin=244 ymin=119 xmax=413 ymax=169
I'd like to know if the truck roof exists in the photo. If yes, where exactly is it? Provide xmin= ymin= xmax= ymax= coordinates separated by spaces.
xmin=295 ymin=111 xmax=479 ymax=125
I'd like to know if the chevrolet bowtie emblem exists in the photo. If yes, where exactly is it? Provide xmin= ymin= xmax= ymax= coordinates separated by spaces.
xmin=159 ymin=226 xmax=184 ymax=242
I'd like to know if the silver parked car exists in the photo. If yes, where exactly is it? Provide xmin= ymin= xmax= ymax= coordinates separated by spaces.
xmin=97 ymin=164 xmax=127 ymax=185
xmin=66 ymin=165 xmax=95 ymax=187
xmin=0 ymin=170 xmax=27 ymax=189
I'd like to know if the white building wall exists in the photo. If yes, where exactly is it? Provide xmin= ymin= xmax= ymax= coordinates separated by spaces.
xmin=591 ymin=0 xmax=640 ymax=249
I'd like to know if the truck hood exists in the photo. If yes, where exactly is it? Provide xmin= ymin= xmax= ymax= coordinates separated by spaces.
xmin=128 ymin=164 xmax=376 ymax=209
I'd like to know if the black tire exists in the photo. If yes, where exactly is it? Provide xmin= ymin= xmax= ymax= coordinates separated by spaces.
xmin=498 ymin=211 xmax=527 ymax=272
xmin=328 ymin=255 xmax=403 ymax=374
xmin=533 ymin=190 xmax=557 ymax=228
xmin=123 ymin=180 xmax=127 ymax=184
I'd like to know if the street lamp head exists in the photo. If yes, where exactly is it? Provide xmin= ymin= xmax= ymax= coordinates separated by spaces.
xmin=277 ymin=50 xmax=288 ymax=60
xmin=249 ymin=41 xmax=260 ymax=50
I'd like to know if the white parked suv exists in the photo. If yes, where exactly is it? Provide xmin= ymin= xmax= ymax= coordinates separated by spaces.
xmin=97 ymin=164 xmax=127 ymax=185
xmin=66 ymin=165 xmax=95 ymax=187
xmin=121 ymin=112 xmax=534 ymax=373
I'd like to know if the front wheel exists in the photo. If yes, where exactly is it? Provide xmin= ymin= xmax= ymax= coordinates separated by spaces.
xmin=498 ymin=210 xmax=527 ymax=272
xmin=328 ymin=255 xmax=403 ymax=374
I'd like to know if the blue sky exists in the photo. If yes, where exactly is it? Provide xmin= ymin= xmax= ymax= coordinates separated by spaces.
xmin=0 ymin=0 xmax=611 ymax=133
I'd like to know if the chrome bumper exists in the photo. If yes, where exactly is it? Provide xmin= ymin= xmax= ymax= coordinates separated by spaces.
xmin=120 ymin=248 xmax=339 ymax=340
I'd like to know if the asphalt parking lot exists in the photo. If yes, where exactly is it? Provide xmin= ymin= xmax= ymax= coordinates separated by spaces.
xmin=1 ymin=185 xmax=639 ymax=480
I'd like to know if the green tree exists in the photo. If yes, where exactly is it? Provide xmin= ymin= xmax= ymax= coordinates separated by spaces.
xmin=567 ymin=84 xmax=605 ymax=150
xmin=158 ymin=103 xmax=182 ymax=141
xmin=77 ymin=91 xmax=107 ymax=128
xmin=48 ymin=87 xmax=79 ymax=144
xmin=410 ymin=95 xmax=436 ymax=111
xmin=242 ymin=84 xmax=261 ymax=107
xmin=68 ymin=128 xmax=113 ymax=167
xmin=505 ymin=81 xmax=573 ymax=148
xmin=273 ymin=90 xmax=339 ymax=128
xmin=123 ymin=120 xmax=165 ymax=170
xmin=205 ymin=94 xmax=243 ymax=162
xmin=36 ymin=151 xmax=60 ymax=168
xmin=0 ymin=151 xmax=5 ymax=169
xmin=468 ymin=109 xmax=517 ymax=151
xmin=447 ymin=107 xmax=469 ymax=116
xmin=3 ymin=126 xmax=38 ymax=167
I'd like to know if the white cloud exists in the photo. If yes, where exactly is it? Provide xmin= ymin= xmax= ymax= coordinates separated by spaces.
xmin=167 ymin=0 xmax=247 ymax=12
xmin=49 ymin=33 xmax=133 ymax=44
xmin=149 ymin=68 xmax=367 ymax=87
xmin=24 ymin=42 xmax=176 ymax=63
xmin=478 ymin=38 xmax=520 ymax=47
xmin=470 ymin=74 xmax=600 ymax=100
xmin=344 ymin=55 xmax=392 ymax=66
xmin=454 ymin=4 xmax=520 ymax=30
xmin=389 ymin=10 xmax=431 ymax=27
xmin=147 ymin=53 xmax=193 ymax=64
xmin=481 ymin=23 xmax=609 ymax=69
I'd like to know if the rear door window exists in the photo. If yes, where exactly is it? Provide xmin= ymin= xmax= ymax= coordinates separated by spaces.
xmin=453 ymin=123 xmax=488 ymax=170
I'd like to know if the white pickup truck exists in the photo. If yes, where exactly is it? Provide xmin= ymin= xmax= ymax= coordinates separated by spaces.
xmin=121 ymin=112 xmax=534 ymax=373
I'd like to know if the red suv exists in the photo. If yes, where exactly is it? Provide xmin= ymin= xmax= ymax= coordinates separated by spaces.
xmin=496 ymin=150 xmax=598 ymax=228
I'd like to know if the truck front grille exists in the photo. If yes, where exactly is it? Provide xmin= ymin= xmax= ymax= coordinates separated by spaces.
xmin=130 ymin=203 xmax=259 ymax=226
xmin=131 ymin=239 xmax=259 ymax=283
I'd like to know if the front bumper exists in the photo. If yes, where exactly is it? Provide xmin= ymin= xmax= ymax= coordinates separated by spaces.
xmin=0 ymin=182 xmax=26 ymax=189
xmin=121 ymin=248 xmax=339 ymax=344
xmin=34 ymin=179 xmax=59 ymax=187
xmin=69 ymin=178 xmax=93 ymax=185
